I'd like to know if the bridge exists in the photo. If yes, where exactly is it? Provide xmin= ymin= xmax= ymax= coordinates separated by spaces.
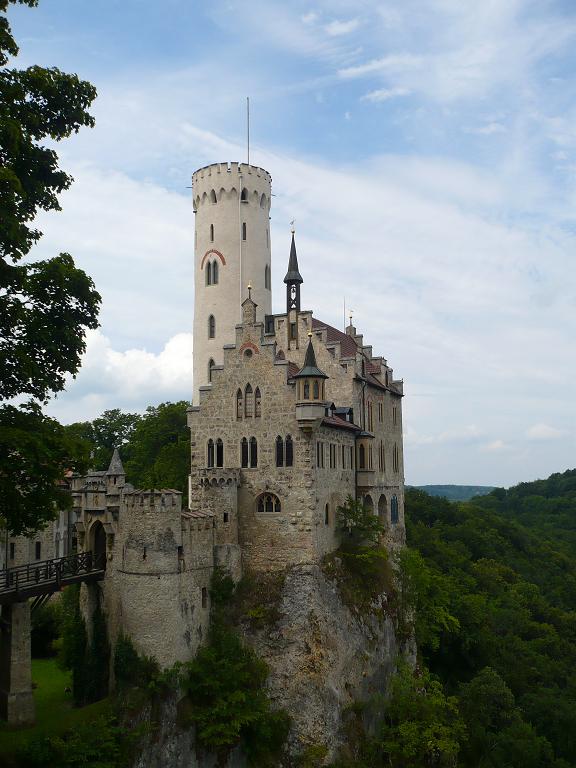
xmin=0 ymin=550 xmax=105 ymax=727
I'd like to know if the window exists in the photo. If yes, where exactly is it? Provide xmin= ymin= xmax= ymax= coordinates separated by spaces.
xmin=316 ymin=441 xmax=324 ymax=468
xmin=290 ymin=322 xmax=297 ymax=340
xmin=245 ymin=384 xmax=253 ymax=417
xmin=241 ymin=437 xmax=248 ymax=468
xmin=257 ymin=493 xmax=281 ymax=514
xmin=223 ymin=511 xmax=229 ymax=523
xmin=393 ymin=444 xmax=399 ymax=473
xmin=35 ymin=542 xmax=41 ymax=560
xmin=364 ymin=495 xmax=374 ymax=514
xmin=216 ymin=438 xmax=224 ymax=468
xmin=210 ymin=223 xmax=214 ymax=241
xmin=266 ymin=229 xmax=269 ymax=247
xmin=242 ymin=222 xmax=247 ymax=241
xmin=236 ymin=389 xmax=243 ymax=420
xmin=210 ymin=189 xmax=217 ymax=204
xmin=241 ymin=187 xmax=248 ymax=202
xmin=285 ymin=435 xmax=293 ymax=467
xmin=207 ymin=439 xmax=215 ymax=468
xmin=325 ymin=504 xmax=329 ymax=525
xmin=249 ymin=436 xmax=258 ymax=467
xmin=391 ymin=495 xmax=399 ymax=524
xmin=378 ymin=402 xmax=383 ymax=422
xmin=349 ymin=446 xmax=354 ymax=469
xmin=265 ymin=264 xmax=270 ymax=289
xmin=369 ymin=445 xmax=373 ymax=470
xmin=313 ymin=380 xmax=320 ymax=399
xmin=379 ymin=441 xmax=385 ymax=472
xmin=143 ymin=546 xmax=147 ymax=560
xmin=202 ymin=586 xmax=208 ymax=608
xmin=255 ymin=387 xmax=261 ymax=417
xmin=304 ymin=381 xmax=310 ymax=399
xmin=276 ymin=436 xmax=284 ymax=467
xmin=368 ymin=401 xmax=373 ymax=432
xmin=212 ymin=260 xmax=218 ymax=284
xmin=329 ymin=444 xmax=336 ymax=469
xmin=9 ymin=542 xmax=15 ymax=560
xmin=206 ymin=261 xmax=212 ymax=286
xmin=208 ymin=315 xmax=216 ymax=338
xmin=208 ymin=358 xmax=215 ymax=383
xmin=378 ymin=495 xmax=387 ymax=523
xmin=359 ymin=444 xmax=366 ymax=470
xmin=393 ymin=406 xmax=398 ymax=426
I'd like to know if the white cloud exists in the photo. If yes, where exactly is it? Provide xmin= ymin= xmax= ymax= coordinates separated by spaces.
xmin=339 ymin=54 xmax=422 ymax=80
xmin=469 ymin=122 xmax=506 ymax=135
xmin=325 ymin=18 xmax=360 ymax=37
xmin=526 ymin=423 xmax=568 ymax=441
xmin=481 ymin=440 xmax=508 ymax=453
xmin=361 ymin=87 xmax=410 ymax=103
xmin=301 ymin=12 xmax=318 ymax=25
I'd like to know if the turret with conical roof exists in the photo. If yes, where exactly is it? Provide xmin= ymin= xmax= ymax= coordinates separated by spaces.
xmin=106 ymin=447 xmax=125 ymax=492
xmin=294 ymin=333 xmax=328 ymax=428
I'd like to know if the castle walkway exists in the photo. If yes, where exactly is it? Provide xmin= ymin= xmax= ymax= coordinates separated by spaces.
xmin=0 ymin=551 xmax=105 ymax=727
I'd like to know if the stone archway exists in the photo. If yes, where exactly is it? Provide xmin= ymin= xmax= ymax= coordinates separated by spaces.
xmin=90 ymin=520 xmax=107 ymax=571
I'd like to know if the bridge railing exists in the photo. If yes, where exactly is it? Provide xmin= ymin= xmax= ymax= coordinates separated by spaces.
xmin=0 ymin=550 xmax=104 ymax=597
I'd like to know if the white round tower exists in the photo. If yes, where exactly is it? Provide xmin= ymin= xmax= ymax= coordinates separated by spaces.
xmin=192 ymin=162 xmax=272 ymax=403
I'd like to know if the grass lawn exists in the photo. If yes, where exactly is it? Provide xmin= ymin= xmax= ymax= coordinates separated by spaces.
xmin=0 ymin=658 xmax=109 ymax=765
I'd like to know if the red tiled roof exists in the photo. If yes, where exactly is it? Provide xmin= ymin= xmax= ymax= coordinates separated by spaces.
xmin=312 ymin=317 xmax=358 ymax=358
xmin=182 ymin=509 xmax=214 ymax=520
xmin=322 ymin=415 xmax=362 ymax=432
xmin=287 ymin=361 xmax=300 ymax=379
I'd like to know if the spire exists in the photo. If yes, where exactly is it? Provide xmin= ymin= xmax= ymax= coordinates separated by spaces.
xmin=294 ymin=334 xmax=328 ymax=379
xmin=106 ymin=447 xmax=125 ymax=475
xmin=283 ymin=232 xmax=303 ymax=285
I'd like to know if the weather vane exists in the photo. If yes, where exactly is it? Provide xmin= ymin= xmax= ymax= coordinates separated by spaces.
xmin=290 ymin=219 xmax=295 ymax=234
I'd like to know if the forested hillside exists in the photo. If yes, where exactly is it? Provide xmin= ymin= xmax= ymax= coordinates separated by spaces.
xmin=411 ymin=485 xmax=495 ymax=501
xmin=402 ymin=470 xmax=576 ymax=767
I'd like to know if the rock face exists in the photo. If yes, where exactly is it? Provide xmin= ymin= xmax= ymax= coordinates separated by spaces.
xmin=243 ymin=563 xmax=400 ymax=761
xmin=134 ymin=563 xmax=401 ymax=767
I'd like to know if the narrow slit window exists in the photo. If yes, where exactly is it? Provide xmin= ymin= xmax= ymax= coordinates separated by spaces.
xmin=216 ymin=438 xmax=224 ymax=468
xmin=212 ymin=260 xmax=218 ymax=284
xmin=208 ymin=315 xmax=216 ymax=338
xmin=236 ymin=389 xmax=243 ymax=420
xmin=242 ymin=222 xmax=247 ymax=240
xmin=249 ymin=436 xmax=258 ymax=467
xmin=255 ymin=387 xmax=261 ymax=417
xmin=241 ymin=437 xmax=248 ymax=468
xmin=207 ymin=439 xmax=215 ymax=468
xmin=210 ymin=223 xmax=214 ymax=242
xmin=276 ymin=436 xmax=284 ymax=467
xmin=285 ymin=435 xmax=293 ymax=467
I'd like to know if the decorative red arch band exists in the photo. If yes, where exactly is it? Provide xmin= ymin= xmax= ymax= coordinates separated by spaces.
xmin=201 ymin=249 xmax=226 ymax=269
xmin=239 ymin=341 xmax=259 ymax=355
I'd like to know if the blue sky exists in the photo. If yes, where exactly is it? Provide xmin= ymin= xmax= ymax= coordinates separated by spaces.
xmin=8 ymin=0 xmax=576 ymax=486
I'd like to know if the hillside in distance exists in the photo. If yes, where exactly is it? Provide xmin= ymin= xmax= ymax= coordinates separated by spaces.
xmin=411 ymin=484 xmax=495 ymax=501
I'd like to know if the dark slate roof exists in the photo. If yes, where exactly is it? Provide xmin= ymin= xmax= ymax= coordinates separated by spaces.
xmin=283 ymin=233 xmax=303 ymax=284
xmin=294 ymin=337 xmax=328 ymax=379
xmin=106 ymin=447 xmax=125 ymax=475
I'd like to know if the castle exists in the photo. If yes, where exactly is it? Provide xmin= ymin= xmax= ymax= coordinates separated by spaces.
xmin=2 ymin=161 xmax=406 ymax=681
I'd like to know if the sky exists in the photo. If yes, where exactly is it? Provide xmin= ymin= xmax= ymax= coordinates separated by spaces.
xmin=7 ymin=0 xmax=576 ymax=487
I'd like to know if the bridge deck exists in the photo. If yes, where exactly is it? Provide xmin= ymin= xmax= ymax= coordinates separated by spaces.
xmin=0 ymin=551 xmax=105 ymax=605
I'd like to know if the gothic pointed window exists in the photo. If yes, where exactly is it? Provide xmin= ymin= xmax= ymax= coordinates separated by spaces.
xmin=313 ymin=380 xmax=319 ymax=399
xmin=212 ymin=260 xmax=218 ymax=284
xmin=210 ymin=223 xmax=214 ymax=242
xmin=285 ymin=435 xmax=293 ymax=467
xmin=244 ymin=384 xmax=253 ymax=417
xmin=216 ymin=438 xmax=224 ymax=468
xmin=208 ymin=315 xmax=215 ymax=338
xmin=210 ymin=189 xmax=217 ymax=204
xmin=275 ymin=436 xmax=284 ymax=467
xmin=206 ymin=261 xmax=212 ymax=286
xmin=257 ymin=493 xmax=281 ymax=514
xmin=359 ymin=444 xmax=366 ymax=470
xmin=241 ymin=187 xmax=248 ymax=202
xmin=303 ymin=381 xmax=310 ymax=400
xmin=208 ymin=358 xmax=215 ymax=383
xmin=236 ymin=389 xmax=243 ymax=420
xmin=391 ymin=495 xmax=399 ymax=524
xmin=241 ymin=437 xmax=248 ymax=468
xmin=255 ymin=387 xmax=261 ymax=417
xmin=207 ymin=439 xmax=215 ymax=468
xmin=249 ymin=437 xmax=258 ymax=467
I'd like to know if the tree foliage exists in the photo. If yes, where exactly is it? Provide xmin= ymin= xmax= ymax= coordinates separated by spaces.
xmin=0 ymin=0 xmax=100 ymax=534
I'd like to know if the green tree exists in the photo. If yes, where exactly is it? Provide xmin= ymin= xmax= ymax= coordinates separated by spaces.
xmin=65 ymin=409 xmax=141 ymax=470
xmin=0 ymin=0 xmax=100 ymax=534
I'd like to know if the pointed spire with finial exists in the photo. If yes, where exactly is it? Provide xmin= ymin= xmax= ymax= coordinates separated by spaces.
xmin=294 ymin=331 xmax=328 ymax=379
xmin=284 ymin=226 xmax=303 ymax=314
xmin=106 ymin=447 xmax=125 ymax=476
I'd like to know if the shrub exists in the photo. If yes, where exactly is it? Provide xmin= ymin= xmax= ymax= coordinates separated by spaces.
xmin=31 ymin=600 xmax=62 ymax=658
xmin=114 ymin=634 xmax=159 ymax=690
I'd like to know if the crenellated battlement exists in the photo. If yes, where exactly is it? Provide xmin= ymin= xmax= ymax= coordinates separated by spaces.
xmin=123 ymin=489 xmax=182 ymax=513
xmin=192 ymin=162 xmax=272 ymax=211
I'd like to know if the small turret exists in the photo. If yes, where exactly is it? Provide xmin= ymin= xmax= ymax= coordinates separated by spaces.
xmin=294 ymin=333 xmax=328 ymax=427
xmin=106 ymin=447 xmax=125 ymax=491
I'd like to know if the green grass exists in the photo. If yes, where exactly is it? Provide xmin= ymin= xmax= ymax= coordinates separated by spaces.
xmin=0 ymin=658 xmax=109 ymax=764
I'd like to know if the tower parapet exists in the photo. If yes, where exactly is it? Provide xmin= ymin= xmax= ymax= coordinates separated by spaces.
xmin=192 ymin=162 xmax=273 ymax=403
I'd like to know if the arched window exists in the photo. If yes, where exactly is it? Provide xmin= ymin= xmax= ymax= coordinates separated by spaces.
xmin=210 ymin=189 xmax=217 ymax=204
xmin=210 ymin=223 xmax=214 ymax=242
xmin=236 ymin=389 xmax=243 ymax=420
xmin=255 ymin=387 xmax=261 ymax=417
xmin=207 ymin=439 xmax=214 ymax=468
xmin=241 ymin=187 xmax=248 ymax=202
xmin=260 ymin=192 xmax=267 ymax=208
xmin=241 ymin=437 xmax=248 ymax=468
xmin=313 ymin=380 xmax=319 ymax=399
xmin=364 ymin=495 xmax=374 ymax=514
xmin=212 ymin=260 xmax=218 ymax=284
xmin=264 ymin=264 xmax=270 ymax=290
xmin=242 ymin=222 xmax=247 ymax=241
xmin=378 ymin=494 xmax=387 ymax=524
xmin=206 ymin=261 xmax=213 ymax=286
xmin=359 ymin=444 xmax=366 ymax=470
xmin=275 ymin=436 xmax=284 ymax=467
xmin=324 ymin=503 xmax=329 ymax=525
xmin=216 ymin=438 xmax=224 ymax=468
xmin=208 ymin=315 xmax=215 ymax=338
xmin=391 ymin=495 xmax=399 ymax=524
xmin=244 ymin=384 xmax=253 ymax=417
xmin=249 ymin=436 xmax=258 ymax=467
xmin=303 ymin=381 xmax=310 ymax=399
xmin=257 ymin=493 xmax=281 ymax=514
xmin=208 ymin=358 xmax=215 ymax=382
xmin=285 ymin=435 xmax=293 ymax=467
